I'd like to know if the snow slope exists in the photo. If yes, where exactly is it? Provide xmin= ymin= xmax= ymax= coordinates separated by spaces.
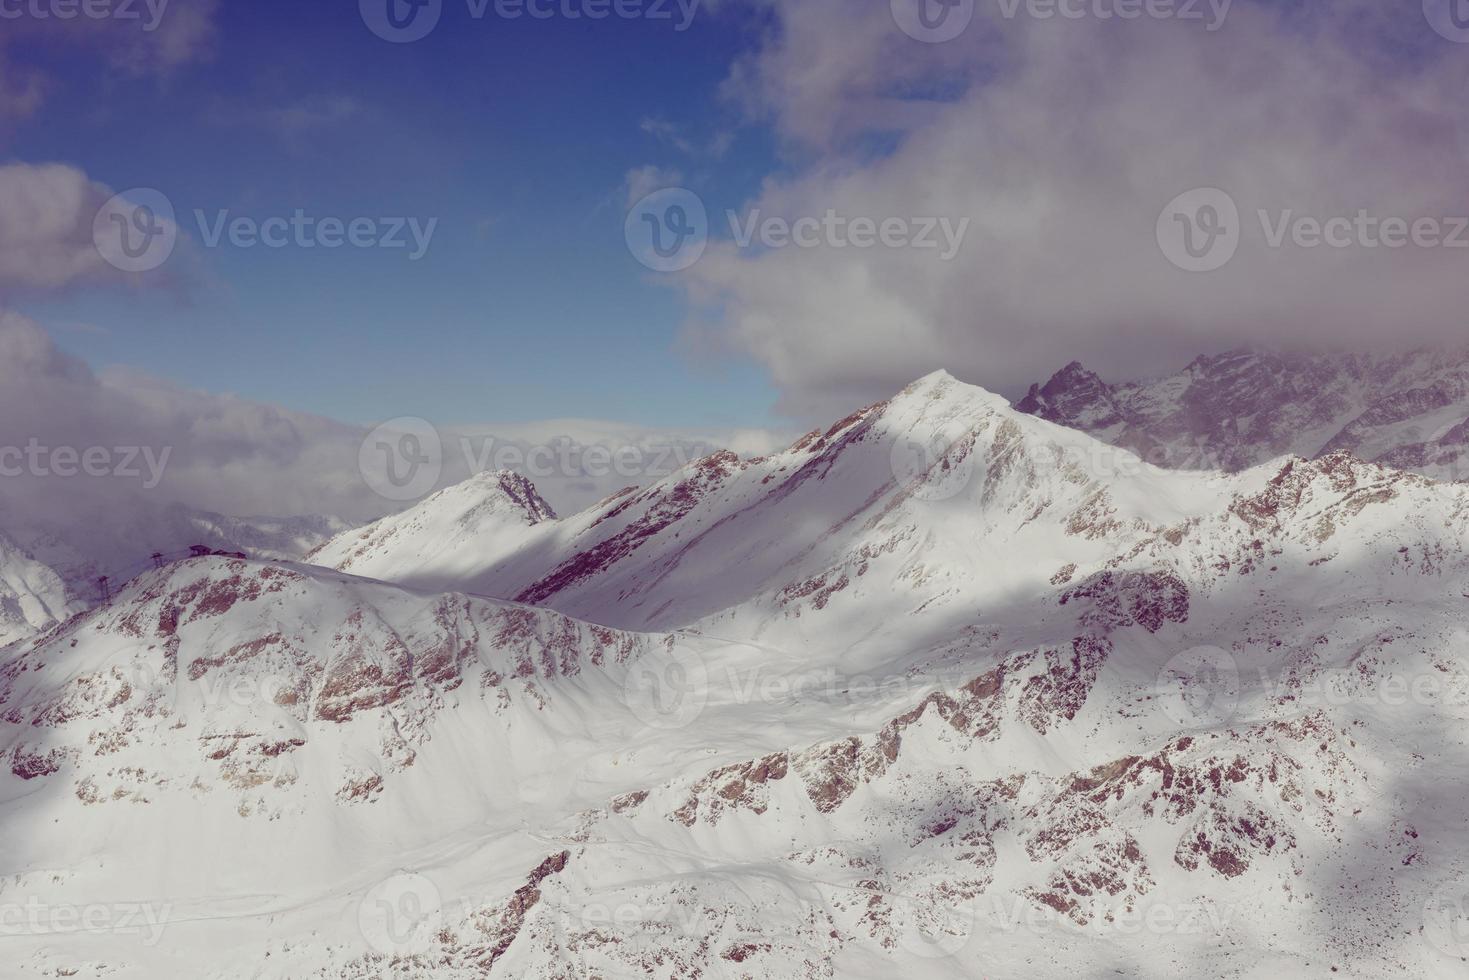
xmin=307 ymin=469 xmax=555 ymax=586
xmin=6 ymin=372 xmax=1469 ymax=977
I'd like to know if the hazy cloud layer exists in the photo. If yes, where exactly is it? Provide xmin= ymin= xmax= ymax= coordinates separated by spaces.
xmin=0 ymin=152 xmax=786 ymax=574
xmin=680 ymin=0 xmax=1469 ymax=418
xmin=0 ymin=312 xmax=789 ymax=541
xmin=0 ymin=311 xmax=357 ymax=520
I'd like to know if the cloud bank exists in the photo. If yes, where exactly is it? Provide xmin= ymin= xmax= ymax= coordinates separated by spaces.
xmin=0 ymin=163 xmax=123 ymax=294
xmin=0 ymin=311 xmax=787 ymax=533
xmin=0 ymin=151 xmax=786 ymax=561
xmin=678 ymin=0 xmax=1469 ymax=418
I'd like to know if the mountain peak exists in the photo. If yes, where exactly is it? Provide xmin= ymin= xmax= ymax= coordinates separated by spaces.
xmin=912 ymin=367 xmax=957 ymax=386
xmin=464 ymin=469 xmax=557 ymax=524
xmin=307 ymin=468 xmax=556 ymax=581
xmin=892 ymin=368 xmax=1010 ymax=413
xmin=1015 ymin=360 xmax=1121 ymax=429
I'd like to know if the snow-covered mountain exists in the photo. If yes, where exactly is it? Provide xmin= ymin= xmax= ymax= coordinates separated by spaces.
xmin=182 ymin=509 xmax=355 ymax=562
xmin=312 ymin=372 xmax=1188 ymax=633
xmin=0 ymin=498 xmax=353 ymax=643
xmin=6 ymin=371 xmax=1469 ymax=977
xmin=1017 ymin=349 xmax=1469 ymax=482
xmin=0 ymin=554 xmax=714 ymax=976
xmin=0 ymin=529 xmax=77 ymax=647
xmin=307 ymin=469 xmax=555 ymax=587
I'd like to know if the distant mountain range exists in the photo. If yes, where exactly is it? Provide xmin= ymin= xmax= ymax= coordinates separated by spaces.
xmin=10 ymin=346 xmax=1468 ymax=653
xmin=0 ymin=499 xmax=349 ymax=645
xmin=1017 ymin=348 xmax=1469 ymax=482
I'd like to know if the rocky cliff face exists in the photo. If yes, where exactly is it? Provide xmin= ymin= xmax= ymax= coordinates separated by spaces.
xmin=1018 ymin=349 xmax=1469 ymax=483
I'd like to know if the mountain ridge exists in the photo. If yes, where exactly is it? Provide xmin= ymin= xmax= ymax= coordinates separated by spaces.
xmin=1017 ymin=348 xmax=1469 ymax=482
xmin=6 ymin=370 xmax=1469 ymax=976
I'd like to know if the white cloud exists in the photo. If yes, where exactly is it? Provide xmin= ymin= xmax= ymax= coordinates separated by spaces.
xmin=680 ymin=0 xmax=1469 ymax=418
xmin=0 ymin=313 xmax=791 ymax=564
xmin=0 ymin=163 xmax=115 ymax=294
xmin=0 ymin=311 xmax=360 ymax=516
xmin=0 ymin=154 xmax=787 ymax=576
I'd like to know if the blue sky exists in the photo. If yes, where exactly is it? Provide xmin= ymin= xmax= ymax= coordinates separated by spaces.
xmin=7 ymin=0 xmax=1469 ymax=534
xmin=11 ymin=0 xmax=1467 ymax=437
xmin=12 ymin=0 xmax=786 ymax=427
